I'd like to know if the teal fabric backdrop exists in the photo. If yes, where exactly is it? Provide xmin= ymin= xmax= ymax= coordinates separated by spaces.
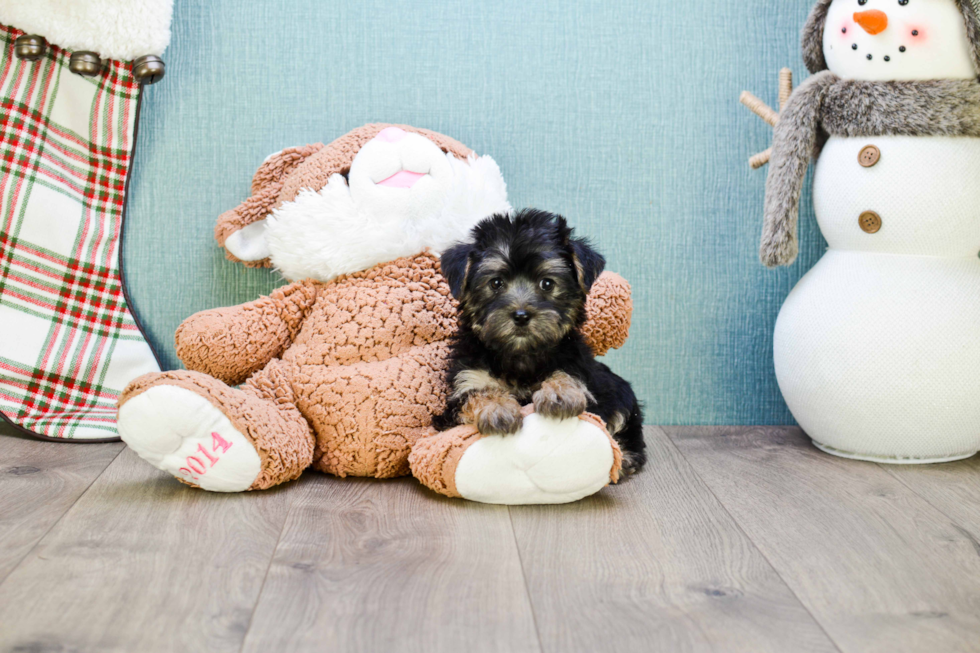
xmin=123 ymin=0 xmax=825 ymax=426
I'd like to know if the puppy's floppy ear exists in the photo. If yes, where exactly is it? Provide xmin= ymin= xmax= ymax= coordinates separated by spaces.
xmin=570 ymin=238 xmax=605 ymax=293
xmin=556 ymin=216 xmax=605 ymax=293
xmin=440 ymin=243 xmax=475 ymax=299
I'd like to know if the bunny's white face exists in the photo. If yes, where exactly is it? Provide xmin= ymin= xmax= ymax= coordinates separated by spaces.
xmin=256 ymin=128 xmax=511 ymax=283
xmin=823 ymin=0 xmax=977 ymax=80
xmin=346 ymin=127 xmax=455 ymax=223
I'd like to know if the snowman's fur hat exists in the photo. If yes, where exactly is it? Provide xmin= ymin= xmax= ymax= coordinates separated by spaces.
xmin=802 ymin=0 xmax=980 ymax=77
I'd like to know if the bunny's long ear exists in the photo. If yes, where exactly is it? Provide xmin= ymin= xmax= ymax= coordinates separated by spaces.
xmin=215 ymin=144 xmax=323 ymax=267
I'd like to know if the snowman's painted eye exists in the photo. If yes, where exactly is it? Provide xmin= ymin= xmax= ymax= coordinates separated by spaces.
xmin=898 ymin=0 xmax=909 ymax=5
xmin=858 ymin=0 xmax=868 ymax=5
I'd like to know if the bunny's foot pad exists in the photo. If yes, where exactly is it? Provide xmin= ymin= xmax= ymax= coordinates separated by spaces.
xmin=410 ymin=407 xmax=622 ymax=505
xmin=118 ymin=383 xmax=261 ymax=492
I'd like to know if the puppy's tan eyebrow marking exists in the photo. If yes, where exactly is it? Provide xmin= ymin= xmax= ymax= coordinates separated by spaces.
xmin=477 ymin=255 xmax=509 ymax=274
xmin=537 ymin=258 xmax=569 ymax=276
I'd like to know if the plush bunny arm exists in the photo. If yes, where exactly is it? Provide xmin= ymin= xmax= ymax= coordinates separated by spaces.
xmin=761 ymin=71 xmax=838 ymax=268
xmin=175 ymin=280 xmax=319 ymax=386
xmin=582 ymin=272 xmax=633 ymax=356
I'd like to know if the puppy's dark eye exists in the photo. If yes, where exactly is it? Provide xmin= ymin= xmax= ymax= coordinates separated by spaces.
xmin=539 ymin=278 xmax=555 ymax=292
xmin=490 ymin=278 xmax=503 ymax=291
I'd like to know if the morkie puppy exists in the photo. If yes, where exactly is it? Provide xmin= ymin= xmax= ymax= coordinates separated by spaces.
xmin=433 ymin=209 xmax=646 ymax=474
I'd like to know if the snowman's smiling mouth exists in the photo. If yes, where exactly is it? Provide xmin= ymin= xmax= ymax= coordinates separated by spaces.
xmin=845 ymin=40 xmax=908 ymax=64
xmin=376 ymin=170 xmax=428 ymax=189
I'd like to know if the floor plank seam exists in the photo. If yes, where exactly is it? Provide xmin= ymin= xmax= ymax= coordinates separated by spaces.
xmin=0 ymin=444 xmax=125 ymax=589
xmin=656 ymin=427 xmax=846 ymax=653
xmin=237 ymin=484 xmax=301 ymax=653
xmin=877 ymin=464 xmax=978 ymax=545
xmin=507 ymin=507 xmax=545 ymax=653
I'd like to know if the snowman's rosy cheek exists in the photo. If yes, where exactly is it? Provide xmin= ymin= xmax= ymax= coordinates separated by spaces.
xmin=905 ymin=24 xmax=927 ymax=43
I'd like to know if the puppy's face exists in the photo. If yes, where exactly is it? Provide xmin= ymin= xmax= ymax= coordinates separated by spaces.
xmin=441 ymin=210 xmax=605 ymax=354
xmin=464 ymin=243 xmax=581 ymax=354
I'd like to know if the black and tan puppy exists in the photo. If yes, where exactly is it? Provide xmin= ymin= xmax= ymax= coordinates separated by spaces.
xmin=433 ymin=209 xmax=646 ymax=474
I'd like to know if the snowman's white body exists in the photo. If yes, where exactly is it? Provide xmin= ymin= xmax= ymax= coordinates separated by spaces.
xmin=774 ymin=135 xmax=980 ymax=461
xmin=772 ymin=0 xmax=980 ymax=462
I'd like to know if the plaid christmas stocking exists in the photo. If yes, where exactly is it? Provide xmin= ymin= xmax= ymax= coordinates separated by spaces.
xmin=0 ymin=17 xmax=169 ymax=441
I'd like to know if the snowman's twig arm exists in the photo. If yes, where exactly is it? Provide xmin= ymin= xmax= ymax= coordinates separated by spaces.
xmin=761 ymin=71 xmax=838 ymax=268
xmin=740 ymin=92 xmax=779 ymax=127
xmin=749 ymin=147 xmax=773 ymax=170
xmin=778 ymin=68 xmax=793 ymax=111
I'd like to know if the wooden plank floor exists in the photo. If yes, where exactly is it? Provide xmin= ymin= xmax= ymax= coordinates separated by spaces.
xmin=2 ymin=424 xmax=979 ymax=653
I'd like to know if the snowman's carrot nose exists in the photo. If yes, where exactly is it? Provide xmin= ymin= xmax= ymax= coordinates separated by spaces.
xmin=853 ymin=10 xmax=888 ymax=35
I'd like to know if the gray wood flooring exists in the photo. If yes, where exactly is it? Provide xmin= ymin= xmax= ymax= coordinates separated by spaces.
xmin=1 ymin=422 xmax=979 ymax=653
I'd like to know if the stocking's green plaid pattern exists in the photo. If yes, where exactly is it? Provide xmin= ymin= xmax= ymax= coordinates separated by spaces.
xmin=0 ymin=24 xmax=159 ymax=440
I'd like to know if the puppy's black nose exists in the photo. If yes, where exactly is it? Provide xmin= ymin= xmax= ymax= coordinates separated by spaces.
xmin=512 ymin=309 xmax=531 ymax=326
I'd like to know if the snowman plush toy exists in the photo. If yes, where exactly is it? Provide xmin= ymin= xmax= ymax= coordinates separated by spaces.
xmin=761 ymin=0 xmax=980 ymax=462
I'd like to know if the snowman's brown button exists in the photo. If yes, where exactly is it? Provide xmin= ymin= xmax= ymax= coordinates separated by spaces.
xmin=858 ymin=145 xmax=881 ymax=167
xmin=859 ymin=211 xmax=882 ymax=233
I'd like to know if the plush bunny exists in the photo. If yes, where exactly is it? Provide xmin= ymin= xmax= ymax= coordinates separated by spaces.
xmin=117 ymin=124 xmax=633 ymax=500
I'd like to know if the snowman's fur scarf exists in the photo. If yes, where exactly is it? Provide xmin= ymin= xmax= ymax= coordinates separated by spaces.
xmin=265 ymin=153 xmax=511 ymax=283
xmin=821 ymin=77 xmax=980 ymax=136
xmin=803 ymin=0 xmax=980 ymax=77
xmin=761 ymin=71 xmax=980 ymax=267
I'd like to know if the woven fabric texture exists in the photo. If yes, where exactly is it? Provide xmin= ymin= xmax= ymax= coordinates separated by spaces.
xmin=0 ymin=25 xmax=159 ymax=439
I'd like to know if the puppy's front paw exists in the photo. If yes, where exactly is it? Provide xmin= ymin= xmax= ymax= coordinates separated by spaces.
xmin=533 ymin=375 xmax=589 ymax=420
xmin=477 ymin=401 xmax=523 ymax=436
xmin=462 ymin=393 xmax=524 ymax=436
